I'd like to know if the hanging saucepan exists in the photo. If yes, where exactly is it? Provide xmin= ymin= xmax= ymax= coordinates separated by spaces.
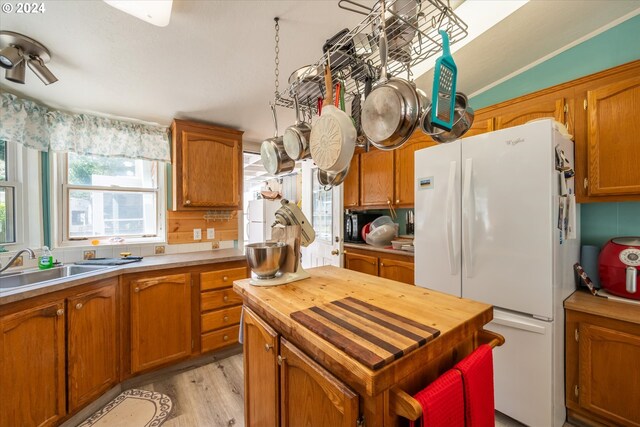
xmin=420 ymin=92 xmax=475 ymax=143
xmin=318 ymin=163 xmax=350 ymax=191
xmin=260 ymin=104 xmax=295 ymax=175
xmin=309 ymin=61 xmax=356 ymax=173
xmin=283 ymin=93 xmax=312 ymax=160
xmin=361 ymin=2 xmax=426 ymax=151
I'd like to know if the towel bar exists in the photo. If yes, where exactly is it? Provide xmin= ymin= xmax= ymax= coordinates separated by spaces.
xmin=390 ymin=328 xmax=505 ymax=421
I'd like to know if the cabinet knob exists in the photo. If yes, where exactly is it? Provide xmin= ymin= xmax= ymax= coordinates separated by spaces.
xmin=277 ymin=355 xmax=286 ymax=365
xmin=223 ymin=276 xmax=228 ymax=281
xmin=223 ymin=335 xmax=229 ymax=341
xmin=75 ymin=303 xmax=83 ymax=310
xmin=265 ymin=343 xmax=273 ymax=352
xmin=344 ymin=249 xmax=348 ymax=254
xmin=380 ymin=263 xmax=384 ymax=267
xmin=223 ymin=316 xmax=229 ymax=322
xmin=56 ymin=309 xmax=64 ymax=317
xmin=223 ymin=295 xmax=228 ymax=302
xmin=185 ymin=200 xmax=191 ymax=205
xmin=134 ymin=287 xmax=140 ymax=293
xmin=396 ymin=199 xmax=400 ymax=204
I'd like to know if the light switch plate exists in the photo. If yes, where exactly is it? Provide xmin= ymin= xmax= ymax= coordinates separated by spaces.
xmin=193 ymin=228 xmax=202 ymax=240
xmin=207 ymin=228 xmax=215 ymax=239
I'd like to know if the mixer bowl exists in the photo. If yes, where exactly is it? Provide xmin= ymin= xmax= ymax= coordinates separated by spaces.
xmin=246 ymin=242 xmax=288 ymax=279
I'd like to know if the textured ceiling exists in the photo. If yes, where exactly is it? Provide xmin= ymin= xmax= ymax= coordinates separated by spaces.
xmin=1 ymin=1 xmax=638 ymax=144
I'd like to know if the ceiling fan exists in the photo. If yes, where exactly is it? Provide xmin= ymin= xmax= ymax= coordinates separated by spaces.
xmin=103 ymin=1 xmax=173 ymax=27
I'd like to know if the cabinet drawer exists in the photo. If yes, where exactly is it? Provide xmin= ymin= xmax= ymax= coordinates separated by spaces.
xmin=202 ymin=325 xmax=240 ymax=353
xmin=201 ymin=305 xmax=242 ymax=333
xmin=201 ymin=288 xmax=243 ymax=311
xmin=201 ymin=267 xmax=248 ymax=291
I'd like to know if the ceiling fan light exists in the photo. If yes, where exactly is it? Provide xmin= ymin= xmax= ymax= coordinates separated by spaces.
xmin=0 ymin=45 xmax=23 ymax=69
xmin=103 ymin=0 xmax=173 ymax=27
xmin=5 ymin=59 xmax=25 ymax=83
xmin=27 ymin=56 xmax=58 ymax=85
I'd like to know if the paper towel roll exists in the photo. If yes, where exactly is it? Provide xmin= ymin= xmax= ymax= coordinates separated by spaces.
xmin=580 ymin=245 xmax=601 ymax=288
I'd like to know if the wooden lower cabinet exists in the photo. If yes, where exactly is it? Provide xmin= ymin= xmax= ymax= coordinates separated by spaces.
xmin=565 ymin=292 xmax=640 ymax=426
xmin=345 ymin=247 xmax=415 ymax=285
xmin=345 ymin=252 xmax=378 ymax=276
xmin=67 ymin=280 xmax=118 ymax=412
xmin=280 ymin=338 xmax=360 ymax=427
xmin=243 ymin=307 xmax=279 ymax=427
xmin=379 ymin=257 xmax=414 ymax=285
xmin=130 ymin=273 xmax=192 ymax=374
xmin=0 ymin=300 xmax=66 ymax=427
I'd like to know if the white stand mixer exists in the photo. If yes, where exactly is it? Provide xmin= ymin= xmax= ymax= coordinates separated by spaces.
xmin=249 ymin=199 xmax=316 ymax=286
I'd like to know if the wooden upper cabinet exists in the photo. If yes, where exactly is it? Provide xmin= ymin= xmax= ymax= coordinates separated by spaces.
xmin=345 ymin=251 xmax=378 ymax=276
xmin=462 ymin=116 xmax=494 ymax=139
xmin=585 ymin=75 xmax=640 ymax=196
xmin=280 ymin=338 xmax=359 ymax=427
xmin=243 ymin=307 xmax=279 ymax=427
xmin=494 ymin=94 xmax=566 ymax=130
xmin=171 ymin=119 xmax=243 ymax=210
xmin=130 ymin=273 xmax=192 ymax=373
xmin=1 ymin=301 xmax=66 ymax=427
xmin=379 ymin=257 xmax=415 ymax=285
xmin=67 ymin=281 xmax=119 ymax=412
xmin=343 ymin=153 xmax=360 ymax=208
xmin=360 ymin=148 xmax=394 ymax=207
xmin=394 ymin=132 xmax=436 ymax=207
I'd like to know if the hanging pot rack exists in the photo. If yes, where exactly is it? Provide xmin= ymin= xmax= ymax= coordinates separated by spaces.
xmin=274 ymin=0 xmax=468 ymax=115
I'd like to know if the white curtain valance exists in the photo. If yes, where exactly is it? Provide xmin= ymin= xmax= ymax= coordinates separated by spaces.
xmin=0 ymin=92 xmax=171 ymax=162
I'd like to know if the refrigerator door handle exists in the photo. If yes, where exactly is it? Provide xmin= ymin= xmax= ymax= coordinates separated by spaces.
xmin=463 ymin=158 xmax=474 ymax=277
xmin=445 ymin=161 xmax=458 ymax=275
xmin=492 ymin=313 xmax=547 ymax=335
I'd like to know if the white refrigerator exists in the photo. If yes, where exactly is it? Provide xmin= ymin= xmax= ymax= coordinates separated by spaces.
xmin=247 ymin=199 xmax=281 ymax=244
xmin=414 ymin=120 xmax=579 ymax=427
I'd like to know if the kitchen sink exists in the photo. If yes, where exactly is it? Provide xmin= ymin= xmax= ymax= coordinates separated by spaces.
xmin=0 ymin=265 xmax=111 ymax=289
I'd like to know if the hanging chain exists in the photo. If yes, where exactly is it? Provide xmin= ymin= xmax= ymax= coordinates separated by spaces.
xmin=274 ymin=17 xmax=280 ymax=98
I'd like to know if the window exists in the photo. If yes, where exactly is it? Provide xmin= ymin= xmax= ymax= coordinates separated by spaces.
xmin=61 ymin=153 xmax=162 ymax=241
xmin=0 ymin=140 xmax=17 ymax=244
xmin=311 ymin=168 xmax=332 ymax=243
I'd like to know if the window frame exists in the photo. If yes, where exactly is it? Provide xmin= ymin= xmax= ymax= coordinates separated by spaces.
xmin=0 ymin=140 xmax=23 ymax=246
xmin=54 ymin=153 xmax=165 ymax=247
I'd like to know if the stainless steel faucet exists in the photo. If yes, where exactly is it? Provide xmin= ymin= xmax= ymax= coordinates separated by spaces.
xmin=0 ymin=248 xmax=37 ymax=274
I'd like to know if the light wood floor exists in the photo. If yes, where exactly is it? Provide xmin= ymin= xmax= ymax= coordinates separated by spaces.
xmin=140 ymin=353 xmax=245 ymax=427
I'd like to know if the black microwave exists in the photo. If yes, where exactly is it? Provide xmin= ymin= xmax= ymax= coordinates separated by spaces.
xmin=344 ymin=213 xmax=379 ymax=243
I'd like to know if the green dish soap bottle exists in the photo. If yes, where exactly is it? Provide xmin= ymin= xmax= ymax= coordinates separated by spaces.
xmin=39 ymin=246 xmax=54 ymax=270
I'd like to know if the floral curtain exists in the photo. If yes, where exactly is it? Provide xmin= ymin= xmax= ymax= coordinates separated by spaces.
xmin=0 ymin=92 xmax=170 ymax=162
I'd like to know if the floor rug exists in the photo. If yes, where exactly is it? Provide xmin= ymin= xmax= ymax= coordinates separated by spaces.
xmin=78 ymin=389 xmax=172 ymax=427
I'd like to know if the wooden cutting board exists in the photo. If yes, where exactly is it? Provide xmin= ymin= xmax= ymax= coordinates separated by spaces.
xmin=290 ymin=296 xmax=440 ymax=370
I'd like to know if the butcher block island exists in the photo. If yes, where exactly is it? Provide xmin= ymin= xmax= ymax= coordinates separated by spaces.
xmin=233 ymin=265 xmax=500 ymax=427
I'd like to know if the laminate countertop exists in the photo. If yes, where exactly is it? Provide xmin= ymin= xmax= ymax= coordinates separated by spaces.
xmin=344 ymin=242 xmax=414 ymax=257
xmin=233 ymin=266 xmax=492 ymax=396
xmin=0 ymin=249 xmax=246 ymax=306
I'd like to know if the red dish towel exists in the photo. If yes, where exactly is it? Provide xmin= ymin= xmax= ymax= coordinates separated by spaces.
xmin=454 ymin=344 xmax=495 ymax=427
xmin=409 ymin=369 xmax=465 ymax=427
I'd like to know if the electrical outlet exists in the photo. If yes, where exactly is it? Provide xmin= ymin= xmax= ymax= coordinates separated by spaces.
xmin=193 ymin=228 xmax=202 ymax=240
xmin=83 ymin=250 xmax=96 ymax=260
xmin=207 ymin=228 xmax=215 ymax=239
xmin=12 ymin=256 xmax=24 ymax=267
xmin=154 ymin=245 xmax=165 ymax=255
xmin=211 ymin=240 xmax=220 ymax=249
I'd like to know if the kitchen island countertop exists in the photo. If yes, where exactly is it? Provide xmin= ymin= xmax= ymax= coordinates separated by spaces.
xmin=234 ymin=265 xmax=492 ymax=397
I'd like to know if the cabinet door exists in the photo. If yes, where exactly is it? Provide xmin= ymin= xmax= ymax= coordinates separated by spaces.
xmin=280 ymin=338 xmax=359 ymax=427
xmin=68 ymin=282 xmax=118 ymax=412
xmin=494 ymin=96 xmax=565 ymax=130
xmin=0 ymin=301 xmax=66 ymax=427
xmin=172 ymin=120 xmax=243 ymax=209
xmin=379 ymin=257 xmax=415 ymax=285
xmin=345 ymin=252 xmax=378 ymax=276
xmin=586 ymin=75 xmax=640 ymax=196
xmin=462 ymin=117 xmax=494 ymax=139
xmin=243 ymin=307 xmax=279 ymax=427
xmin=394 ymin=133 xmax=435 ymax=207
xmin=360 ymin=148 xmax=394 ymax=207
xmin=343 ymin=153 xmax=360 ymax=208
xmin=578 ymin=322 xmax=640 ymax=425
xmin=131 ymin=273 xmax=192 ymax=373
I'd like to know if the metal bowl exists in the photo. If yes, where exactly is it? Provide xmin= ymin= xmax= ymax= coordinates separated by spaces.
xmin=245 ymin=242 xmax=288 ymax=279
